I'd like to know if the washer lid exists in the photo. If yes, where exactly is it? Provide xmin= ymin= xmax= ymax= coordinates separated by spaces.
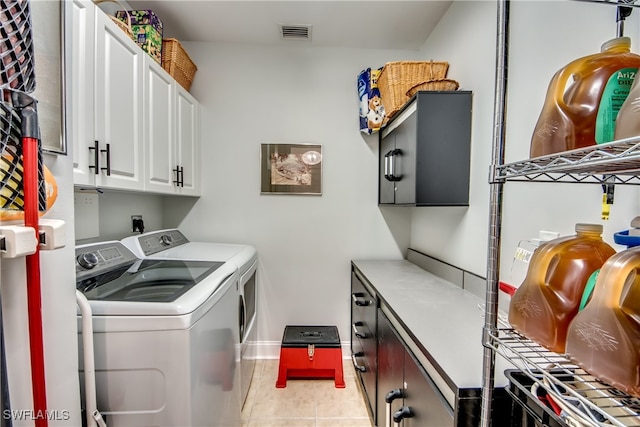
xmin=78 ymin=259 xmax=224 ymax=303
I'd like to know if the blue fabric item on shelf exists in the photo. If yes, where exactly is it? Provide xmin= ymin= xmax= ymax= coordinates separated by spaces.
xmin=358 ymin=67 xmax=385 ymax=135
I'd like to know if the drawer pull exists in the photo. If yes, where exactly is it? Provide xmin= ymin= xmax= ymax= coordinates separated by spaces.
xmin=352 ymin=322 xmax=366 ymax=339
xmin=393 ymin=406 xmax=414 ymax=426
xmin=351 ymin=292 xmax=372 ymax=306
xmin=385 ymin=389 xmax=404 ymax=427
xmin=351 ymin=352 xmax=366 ymax=373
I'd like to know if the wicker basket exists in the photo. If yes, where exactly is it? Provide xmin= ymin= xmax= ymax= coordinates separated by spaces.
xmin=162 ymin=38 xmax=197 ymax=92
xmin=94 ymin=0 xmax=133 ymax=40
xmin=406 ymin=79 xmax=460 ymax=98
xmin=378 ymin=61 xmax=449 ymax=119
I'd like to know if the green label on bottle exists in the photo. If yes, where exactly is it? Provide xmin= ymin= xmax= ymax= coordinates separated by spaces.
xmin=596 ymin=67 xmax=638 ymax=144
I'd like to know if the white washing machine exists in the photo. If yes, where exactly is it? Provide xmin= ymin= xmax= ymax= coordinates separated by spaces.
xmin=121 ymin=229 xmax=258 ymax=407
xmin=75 ymin=241 xmax=241 ymax=427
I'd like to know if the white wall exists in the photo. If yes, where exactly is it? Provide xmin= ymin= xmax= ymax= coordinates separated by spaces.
xmin=411 ymin=0 xmax=640 ymax=289
xmin=161 ymin=42 xmax=424 ymax=351
xmin=1 ymin=155 xmax=81 ymax=426
xmin=75 ymin=191 xmax=168 ymax=244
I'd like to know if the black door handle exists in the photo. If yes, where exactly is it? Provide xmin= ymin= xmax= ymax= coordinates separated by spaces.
xmin=393 ymin=406 xmax=414 ymax=423
xmin=100 ymin=143 xmax=111 ymax=176
xmin=89 ymin=140 xmax=100 ymax=174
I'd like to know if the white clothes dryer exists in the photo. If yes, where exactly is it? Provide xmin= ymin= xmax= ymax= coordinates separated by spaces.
xmin=121 ymin=229 xmax=258 ymax=407
xmin=75 ymin=241 xmax=241 ymax=427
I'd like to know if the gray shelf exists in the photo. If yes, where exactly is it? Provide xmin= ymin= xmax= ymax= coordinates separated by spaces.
xmin=490 ymin=329 xmax=640 ymax=427
xmin=494 ymin=137 xmax=640 ymax=185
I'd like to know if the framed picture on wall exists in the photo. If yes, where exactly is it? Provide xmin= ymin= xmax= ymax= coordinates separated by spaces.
xmin=260 ymin=143 xmax=322 ymax=195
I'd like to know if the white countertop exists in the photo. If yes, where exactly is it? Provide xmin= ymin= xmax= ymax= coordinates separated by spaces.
xmin=352 ymin=259 xmax=510 ymax=390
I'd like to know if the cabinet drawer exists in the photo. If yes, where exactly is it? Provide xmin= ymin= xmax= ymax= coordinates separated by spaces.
xmin=352 ymin=304 xmax=376 ymax=337
xmin=351 ymin=338 xmax=376 ymax=418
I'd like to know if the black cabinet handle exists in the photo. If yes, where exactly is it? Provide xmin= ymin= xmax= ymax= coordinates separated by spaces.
xmin=351 ymin=352 xmax=366 ymax=372
xmin=385 ymin=389 xmax=404 ymax=427
xmin=388 ymin=148 xmax=402 ymax=182
xmin=352 ymin=322 xmax=366 ymax=339
xmin=173 ymin=165 xmax=181 ymax=186
xmin=100 ymin=143 xmax=111 ymax=176
xmin=351 ymin=292 xmax=372 ymax=306
xmin=393 ymin=406 xmax=414 ymax=424
xmin=88 ymin=140 xmax=100 ymax=174
xmin=173 ymin=165 xmax=186 ymax=187
xmin=385 ymin=388 xmax=403 ymax=403
xmin=384 ymin=149 xmax=392 ymax=180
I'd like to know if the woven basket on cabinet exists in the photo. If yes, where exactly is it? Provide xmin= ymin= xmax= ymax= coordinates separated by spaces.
xmin=405 ymin=79 xmax=459 ymax=98
xmin=162 ymin=38 xmax=198 ymax=92
xmin=93 ymin=0 xmax=134 ymax=40
xmin=377 ymin=61 xmax=449 ymax=119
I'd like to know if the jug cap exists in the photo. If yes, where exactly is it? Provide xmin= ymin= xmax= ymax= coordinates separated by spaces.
xmin=601 ymin=36 xmax=631 ymax=52
xmin=575 ymin=223 xmax=603 ymax=234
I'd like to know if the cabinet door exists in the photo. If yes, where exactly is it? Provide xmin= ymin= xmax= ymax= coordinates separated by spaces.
xmin=377 ymin=310 xmax=405 ymax=427
xmin=403 ymin=349 xmax=454 ymax=427
xmin=379 ymin=132 xmax=396 ymax=204
xmin=94 ymin=10 xmax=143 ymax=190
xmin=393 ymin=110 xmax=417 ymax=205
xmin=143 ymin=56 xmax=175 ymax=193
xmin=415 ymin=92 xmax=472 ymax=206
xmin=175 ymin=86 xmax=200 ymax=196
xmin=69 ymin=0 xmax=95 ymax=186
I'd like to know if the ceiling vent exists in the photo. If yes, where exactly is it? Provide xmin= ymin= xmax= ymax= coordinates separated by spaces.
xmin=280 ymin=24 xmax=312 ymax=41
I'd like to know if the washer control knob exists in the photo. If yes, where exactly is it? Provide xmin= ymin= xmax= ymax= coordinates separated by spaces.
xmin=77 ymin=252 xmax=99 ymax=269
xmin=160 ymin=234 xmax=173 ymax=246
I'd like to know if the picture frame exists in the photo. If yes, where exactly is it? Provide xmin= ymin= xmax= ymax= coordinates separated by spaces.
xmin=260 ymin=143 xmax=322 ymax=195
xmin=31 ymin=0 xmax=66 ymax=155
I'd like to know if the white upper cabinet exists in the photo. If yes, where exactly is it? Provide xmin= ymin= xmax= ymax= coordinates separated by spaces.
xmin=143 ymin=55 xmax=175 ymax=193
xmin=93 ymin=7 xmax=144 ymax=191
xmin=174 ymin=86 xmax=200 ymax=196
xmin=68 ymin=0 xmax=200 ymax=196
xmin=143 ymin=56 xmax=200 ymax=196
xmin=69 ymin=0 xmax=95 ymax=187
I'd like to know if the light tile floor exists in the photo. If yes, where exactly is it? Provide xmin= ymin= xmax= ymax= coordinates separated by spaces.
xmin=241 ymin=359 xmax=374 ymax=427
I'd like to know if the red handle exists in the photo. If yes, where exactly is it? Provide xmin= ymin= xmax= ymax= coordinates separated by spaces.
xmin=22 ymin=135 xmax=48 ymax=427
xmin=499 ymin=281 xmax=517 ymax=296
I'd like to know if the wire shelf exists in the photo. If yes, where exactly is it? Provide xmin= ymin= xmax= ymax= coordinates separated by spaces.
xmin=493 ymin=138 xmax=640 ymax=185
xmin=572 ymin=0 xmax=640 ymax=8
xmin=489 ymin=328 xmax=640 ymax=426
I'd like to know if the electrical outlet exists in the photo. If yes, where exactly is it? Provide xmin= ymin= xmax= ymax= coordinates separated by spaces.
xmin=131 ymin=215 xmax=143 ymax=233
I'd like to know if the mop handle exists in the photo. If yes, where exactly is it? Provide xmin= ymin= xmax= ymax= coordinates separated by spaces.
xmin=21 ymin=100 xmax=48 ymax=427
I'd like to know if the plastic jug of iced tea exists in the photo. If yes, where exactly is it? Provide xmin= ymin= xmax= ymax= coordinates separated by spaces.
xmin=530 ymin=37 xmax=640 ymax=158
xmin=615 ymin=72 xmax=640 ymax=140
xmin=508 ymin=224 xmax=616 ymax=353
xmin=566 ymin=245 xmax=640 ymax=397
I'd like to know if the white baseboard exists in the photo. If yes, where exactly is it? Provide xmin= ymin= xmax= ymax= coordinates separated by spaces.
xmin=253 ymin=340 xmax=352 ymax=359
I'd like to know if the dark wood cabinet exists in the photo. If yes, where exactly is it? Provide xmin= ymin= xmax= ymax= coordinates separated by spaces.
xmin=350 ymin=267 xmax=378 ymax=423
xmin=377 ymin=309 xmax=454 ymax=427
xmin=379 ymin=91 xmax=472 ymax=206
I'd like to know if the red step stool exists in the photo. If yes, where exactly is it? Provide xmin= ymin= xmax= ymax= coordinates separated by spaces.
xmin=276 ymin=325 xmax=345 ymax=388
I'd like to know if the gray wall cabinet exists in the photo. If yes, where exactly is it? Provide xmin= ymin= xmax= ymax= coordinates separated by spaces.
xmin=379 ymin=91 xmax=472 ymax=206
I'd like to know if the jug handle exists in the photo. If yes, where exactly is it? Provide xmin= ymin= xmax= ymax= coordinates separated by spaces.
xmin=551 ymin=62 xmax=584 ymax=114
xmin=529 ymin=237 xmax=572 ymax=287
xmin=597 ymin=249 xmax=640 ymax=309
